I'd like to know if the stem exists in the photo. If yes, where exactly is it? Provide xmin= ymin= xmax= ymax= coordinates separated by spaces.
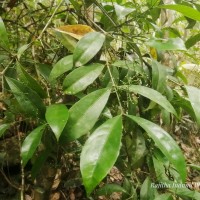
xmin=37 ymin=0 xmax=64 ymax=40
xmin=104 ymin=50 xmax=123 ymax=114
xmin=16 ymin=125 xmax=25 ymax=200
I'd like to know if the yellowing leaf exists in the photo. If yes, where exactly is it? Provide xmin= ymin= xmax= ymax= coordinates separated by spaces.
xmin=150 ymin=47 xmax=158 ymax=60
xmin=54 ymin=24 xmax=95 ymax=40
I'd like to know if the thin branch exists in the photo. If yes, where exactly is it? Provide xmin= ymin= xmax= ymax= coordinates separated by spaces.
xmin=37 ymin=0 xmax=64 ymax=40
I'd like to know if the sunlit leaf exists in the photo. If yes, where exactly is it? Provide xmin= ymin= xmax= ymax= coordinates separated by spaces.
xmin=55 ymin=24 xmax=95 ymax=40
xmin=21 ymin=124 xmax=46 ymax=166
xmin=146 ymin=38 xmax=186 ymax=51
xmin=185 ymin=86 xmax=200 ymax=126
xmin=120 ymin=85 xmax=177 ymax=116
xmin=81 ymin=116 xmax=122 ymax=195
xmin=126 ymin=115 xmax=186 ymax=182
xmin=159 ymin=4 xmax=200 ymax=21
xmin=49 ymin=55 xmax=73 ymax=81
xmin=63 ymin=63 xmax=104 ymax=94
xmin=60 ymin=88 xmax=111 ymax=142
xmin=45 ymin=104 xmax=69 ymax=141
xmin=0 ymin=124 xmax=10 ymax=137
xmin=73 ymin=32 xmax=105 ymax=67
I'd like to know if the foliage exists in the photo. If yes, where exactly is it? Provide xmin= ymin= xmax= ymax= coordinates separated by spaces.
xmin=1 ymin=0 xmax=200 ymax=199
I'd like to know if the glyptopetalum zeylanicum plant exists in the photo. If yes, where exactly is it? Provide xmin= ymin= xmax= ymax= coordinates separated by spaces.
xmin=1 ymin=0 xmax=200 ymax=199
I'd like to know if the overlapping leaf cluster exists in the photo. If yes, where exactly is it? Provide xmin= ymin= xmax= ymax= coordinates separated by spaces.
xmin=1 ymin=0 xmax=200 ymax=199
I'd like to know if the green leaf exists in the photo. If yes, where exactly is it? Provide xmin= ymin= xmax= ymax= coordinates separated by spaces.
xmin=81 ymin=116 xmax=122 ymax=195
xmin=0 ymin=17 xmax=9 ymax=50
xmin=53 ymin=29 xmax=77 ymax=52
xmin=45 ymin=104 xmax=69 ymax=141
xmin=21 ymin=124 xmax=46 ymax=166
xmin=158 ymin=4 xmax=200 ymax=21
xmin=185 ymin=33 xmax=200 ymax=49
xmin=31 ymin=149 xmax=50 ymax=179
xmin=49 ymin=55 xmax=73 ymax=81
xmin=96 ymin=184 xmax=128 ymax=196
xmin=185 ymin=86 xmax=200 ymax=125
xmin=36 ymin=63 xmax=51 ymax=82
xmin=0 ymin=124 xmax=10 ymax=137
xmin=73 ymin=32 xmax=105 ymax=67
xmin=63 ymin=63 xmax=104 ymax=94
xmin=17 ymin=63 xmax=47 ymax=98
xmin=147 ymin=0 xmax=161 ymax=7
xmin=169 ymin=185 xmax=200 ymax=200
xmin=114 ymin=4 xmax=135 ymax=20
xmin=154 ymin=193 xmax=173 ymax=200
xmin=60 ymin=88 xmax=111 ymax=142
xmin=140 ymin=177 xmax=155 ymax=200
xmin=173 ymin=91 xmax=196 ymax=120
xmin=126 ymin=115 xmax=187 ymax=182
xmin=146 ymin=38 xmax=186 ymax=51
xmin=120 ymin=85 xmax=177 ymax=116
xmin=6 ymin=77 xmax=46 ymax=118
xmin=152 ymin=60 xmax=167 ymax=93
xmin=17 ymin=43 xmax=31 ymax=60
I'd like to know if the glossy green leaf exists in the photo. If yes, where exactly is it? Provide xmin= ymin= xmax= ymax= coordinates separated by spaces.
xmin=120 ymin=85 xmax=177 ymax=116
xmin=185 ymin=86 xmax=200 ymax=125
xmin=17 ymin=63 xmax=47 ymax=98
xmin=53 ymin=29 xmax=77 ymax=52
xmin=6 ymin=77 xmax=46 ymax=118
xmin=49 ymin=55 xmax=73 ymax=81
xmin=73 ymin=32 xmax=105 ymax=67
xmin=0 ymin=124 xmax=10 ymax=137
xmin=154 ymin=193 xmax=173 ymax=200
xmin=21 ymin=124 xmax=46 ymax=166
xmin=63 ymin=63 xmax=104 ymax=94
xmin=140 ymin=177 xmax=154 ymax=200
xmin=81 ymin=116 xmax=122 ymax=195
xmin=185 ymin=33 xmax=200 ymax=49
xmin=60 ymin=88 xmax=111 ymax=142
xmin=126 ymin=115 xmax=186 ymax=182
xmin=146 ymin=38 xmax=186 ymax=51
xmin=152 ymin=60 xmax=167 ymax=93
xmin=158 ymin=4 xmax=200 ymax=21
xmin=114 ymin=4 xmax=135 ymax=20
xmin=96 ymin=184 xmax=128 ymax=196
xmin=45 ymin=104 xmax=69 ymax=141
xmin=0 ymin=17 xmax=9 ymax=50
